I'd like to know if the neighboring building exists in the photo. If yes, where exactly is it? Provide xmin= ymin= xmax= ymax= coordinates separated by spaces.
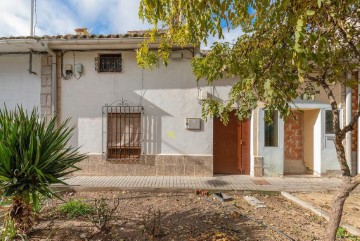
xmin=0 ymin=33 xmax=358 ymax=177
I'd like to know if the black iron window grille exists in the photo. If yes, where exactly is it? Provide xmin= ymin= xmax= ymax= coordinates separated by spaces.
xmin=95 ymin=54 xmax=122 ymax=72
xmin=264 ymin=110 xmax=278 ymax=147
xmin=102 ymin=103 xmax=143 ymax=160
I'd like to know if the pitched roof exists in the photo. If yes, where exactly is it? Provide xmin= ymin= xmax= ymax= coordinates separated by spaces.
xmin=0 ymin=31 xmax=152 ymax=53
xmin=0 ymin=33 xmax=148 ymax=41
xmin=0 ymin=30 xmax=198 ymax=53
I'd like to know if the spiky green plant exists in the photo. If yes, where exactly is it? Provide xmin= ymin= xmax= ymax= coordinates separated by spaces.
xmin=0 ymin=106 xmax=86 ymax=233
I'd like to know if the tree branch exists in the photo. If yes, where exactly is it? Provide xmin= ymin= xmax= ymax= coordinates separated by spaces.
xmin=328 ymin=14 xmax=360 ymax=60
xmin=313 ymin=71 xmax=343 ymax=134
xmin=341 ymin=104 xmax=360 ymax=136
xmin=309 ymin=70 xmax=353 ymax=176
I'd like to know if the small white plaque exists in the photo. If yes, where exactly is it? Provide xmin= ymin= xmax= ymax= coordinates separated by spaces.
xmin=186 ymin=118 xmax=201 ymax=130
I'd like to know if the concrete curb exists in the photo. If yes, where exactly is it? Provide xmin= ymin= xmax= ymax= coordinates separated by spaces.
xmin=52 ymin=185 xmax=281 ymax=195
xmin=281 ymin=191 xmax=360 ymax=237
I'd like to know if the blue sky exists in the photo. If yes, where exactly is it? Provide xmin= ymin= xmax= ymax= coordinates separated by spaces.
xmin=0 ymin=0 xmax=242 ymax=49
xmin=0 ymin=0 xmax=149 ymax=35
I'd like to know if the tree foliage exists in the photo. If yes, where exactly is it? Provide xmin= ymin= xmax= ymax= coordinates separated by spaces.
xmin=137 ymin=0 xmax=360 ymax=240
xmin=138 ymin=0 xmax=359 ymax=121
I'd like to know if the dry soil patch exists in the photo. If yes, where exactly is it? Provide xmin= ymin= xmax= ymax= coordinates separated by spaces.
xmin=294 ymin=192 xmax=360 ymax=229
xmin=2 ymin=191 xmax=353 ymax=240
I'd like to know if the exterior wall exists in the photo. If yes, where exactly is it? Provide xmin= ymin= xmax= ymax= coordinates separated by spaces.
xmin=40 ymin=55 xmax=53 ymax=123
xmin=351 ymin=78 xmax=358 ymax=175
xmin=313 ymin=110 xmax=322 ymax=175
xmin=59 ymin=50 xmax=232 ymax=176
xmin=74 ymin=154 xmax=213 ymax=176
xmin=284 ymin=111 xmax=311 ymax=174
xmin=284 ymin=111 xmax=304 ymax=163
xmin=320 ymin=109 xmax=340 ymax=175
xmin=303 ymin=110 xmax=318 ymax=171
xmin=257 ymin=109 xmax=284 ymax=177
xmin=255 ymin=106 xmax=340 ymax=177
xmin=250 ymin=110 xmax=255 ymax=176
xmin=314 ymin=82 xmax=342 ymax=105
xmin=0 ymin=54 xmax=41 ymax=112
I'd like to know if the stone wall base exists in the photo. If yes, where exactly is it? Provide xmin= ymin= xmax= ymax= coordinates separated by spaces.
xmin=73 ymin=155 xmax=213 ymax=176
xmin=254 ymin=156 xmax=264 ymax=177
xmin=321 ymin=170 xmax=342 ymax=178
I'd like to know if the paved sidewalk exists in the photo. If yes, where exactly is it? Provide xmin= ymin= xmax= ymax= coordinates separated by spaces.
xmin=63 ymin=175 xmax=359 ymax=192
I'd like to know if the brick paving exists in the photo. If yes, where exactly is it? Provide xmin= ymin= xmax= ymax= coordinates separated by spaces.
xmin=63 ymin=175 xmax=360 ymax=192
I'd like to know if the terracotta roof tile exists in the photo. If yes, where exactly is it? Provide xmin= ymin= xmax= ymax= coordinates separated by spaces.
xmin=0 ymin=30 xmax=171 ymax=41
xmin=0 ymin=32 xmax=149 ymax=41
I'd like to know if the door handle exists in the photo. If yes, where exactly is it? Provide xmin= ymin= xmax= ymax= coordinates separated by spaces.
xmin=240 ymin=140 xmax=244 ymax=145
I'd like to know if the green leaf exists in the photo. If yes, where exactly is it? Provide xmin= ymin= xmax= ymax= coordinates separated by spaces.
xmin=306 ymin=10 xmax=315 ymax=16
xmin=297 ymin=19 xmax=304 ymax=27
xmin=0 ymin=106 xmax=86 ymax=205
xmin=294 ymin=43 xmax=304 ymax=53
xmin=317 ymin=0 xmax=322 ymax=8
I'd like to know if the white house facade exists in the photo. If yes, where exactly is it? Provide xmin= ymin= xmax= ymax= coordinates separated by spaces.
xmin=0 ymin=33 xmax=358 ymax=177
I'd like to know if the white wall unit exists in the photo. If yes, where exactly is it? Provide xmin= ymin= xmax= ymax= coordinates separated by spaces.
xmin=258 ymin=109 xmax=284 ymax=176
xmin=0 ymin=55 xmax=41 ymax=112
xmin=61 ymin=51 xmax=232 ymax=155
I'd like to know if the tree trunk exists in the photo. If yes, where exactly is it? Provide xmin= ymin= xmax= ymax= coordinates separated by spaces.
xmin=325 ymin=176 xmax=358 ymax=240
xmin=9 ymin=196 xmax=34 ymax=233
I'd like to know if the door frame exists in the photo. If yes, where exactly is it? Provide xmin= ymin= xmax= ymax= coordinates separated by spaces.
xmin=213 ymin=111 xmax=251 ymax=174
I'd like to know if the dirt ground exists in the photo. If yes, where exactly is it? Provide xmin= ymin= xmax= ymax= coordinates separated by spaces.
xmin=9 ymin=191 xmax=353 ymax=241
xmin=28 ymin=191 xmax=325 ymax=241
xmin=294 ymin=192 xmax=360 ymax=229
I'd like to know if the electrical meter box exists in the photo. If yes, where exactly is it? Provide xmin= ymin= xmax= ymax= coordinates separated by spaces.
xmin=186 ymin=118 xmax=201 ymax=130
xmin=75 ymin=63 xmax=83 ymax=74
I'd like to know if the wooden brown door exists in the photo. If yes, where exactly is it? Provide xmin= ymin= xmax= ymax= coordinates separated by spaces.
xmin=213 ymin=112 xmax=250 ymax=174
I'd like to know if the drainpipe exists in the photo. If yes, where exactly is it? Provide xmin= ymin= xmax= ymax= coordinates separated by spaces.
xmin=44 ymin=44 xmax=57 ymax=122
xmin=29 ymin=0 xmax=35 ymax=74
xmin=345 ymin=72 xmax=352 ymax=174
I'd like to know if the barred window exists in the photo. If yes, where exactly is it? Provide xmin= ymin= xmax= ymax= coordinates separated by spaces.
xmin=96 ymin=54 xmax=122 ymax=72
xmin=264 ymin=110 xmax=278 ymax=147
xmin=104 ymin=106 xmax=143 ymax=160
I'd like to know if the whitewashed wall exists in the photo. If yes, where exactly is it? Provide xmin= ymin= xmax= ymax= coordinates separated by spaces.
xmin=61 ymin=51 xmax=232 ymax=155
xmin=257 ymin=109 xmax=285 ymax=177
xmin=0 ymin=54 xmax=41 ymax=112
xmin=320 ymin=109 xmax=340 ymax=174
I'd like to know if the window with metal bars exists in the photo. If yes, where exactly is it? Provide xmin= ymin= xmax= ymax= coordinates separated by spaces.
xmin=264 ymin=110 xmax=278 ymax=147
xmin=95 ymin=54 xmax=122 ymax=72
xmin=104 ymin=106 xmax=143 ymax=160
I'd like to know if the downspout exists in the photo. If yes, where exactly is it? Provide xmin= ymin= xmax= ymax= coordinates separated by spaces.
xmin=29 ymin=0 xmax=35 ymax=74
xmin=345 ymin=72 xmax=352 ymax=174
xmin=45 ymin=44 xmax=57 ymax=123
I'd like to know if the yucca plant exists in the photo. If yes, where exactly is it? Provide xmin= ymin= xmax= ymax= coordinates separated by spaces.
xmin=0 ymin=106 xmax=86 ymax=233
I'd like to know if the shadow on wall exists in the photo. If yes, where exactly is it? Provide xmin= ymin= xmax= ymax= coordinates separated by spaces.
xmin=137 ymin=93 xmax=172 ymax=155
xmin=102 ymin=92 xmax=173 ymax=156
xmin=143 ymin=115 xmax=162 ymax=154
xmin=75 ymin=91 xmax=172 ymax=155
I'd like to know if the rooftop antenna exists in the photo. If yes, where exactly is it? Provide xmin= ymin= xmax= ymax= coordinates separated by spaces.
xmin=30 ymin=0 xmax=34 ymax=36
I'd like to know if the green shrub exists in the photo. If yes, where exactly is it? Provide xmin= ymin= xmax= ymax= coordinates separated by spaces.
xmin=58 ymin=199 xmax=95 ymax=218
xmin=91 ymin=197 xmax=120 ymax=232
xmin=336 ymin=227 xmax=360 ymax=240
xmin=0 ymin=106 xmax=86 ymax=234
